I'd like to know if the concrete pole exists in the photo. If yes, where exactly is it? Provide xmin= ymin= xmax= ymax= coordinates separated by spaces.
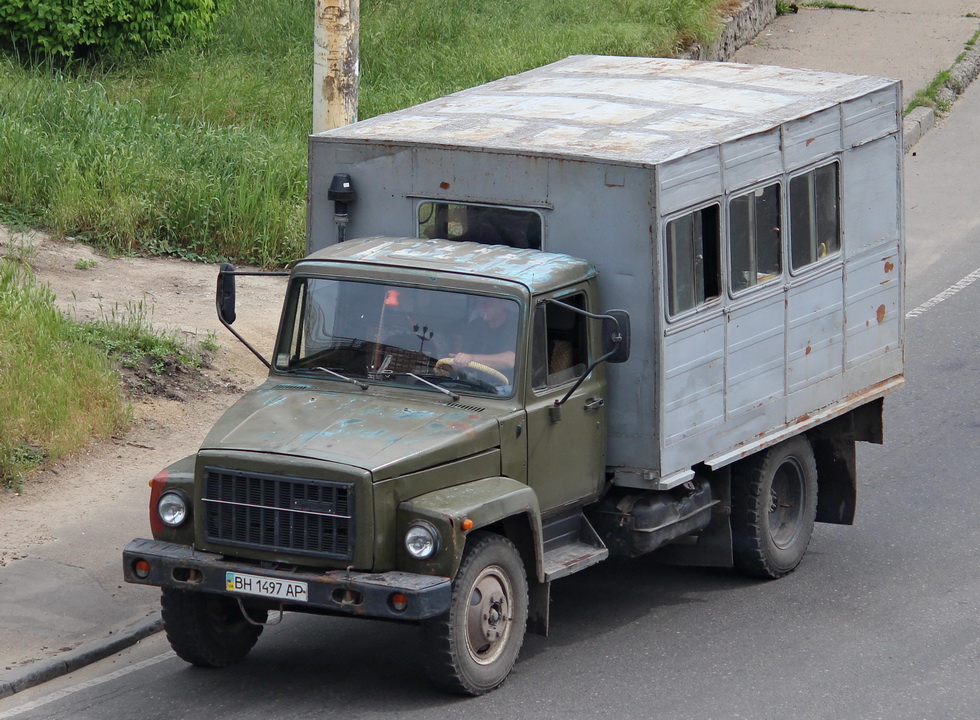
xmin=313 ymin=0 xmax=359 ymax=133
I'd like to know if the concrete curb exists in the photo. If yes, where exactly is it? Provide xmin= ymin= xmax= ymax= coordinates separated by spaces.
xmin=904 ymin=36 xmax=980 ymax=151
xmin=0 ymin=614 xmax=162 ymax=700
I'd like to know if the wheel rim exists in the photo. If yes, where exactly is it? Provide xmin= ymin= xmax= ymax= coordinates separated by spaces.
xmin=768 ymin=457 xmax=806 ymax=549
xmin=463 ymin=564 xmax=513 ymax=666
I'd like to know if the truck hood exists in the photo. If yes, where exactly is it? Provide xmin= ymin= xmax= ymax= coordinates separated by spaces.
xmin=201 ymin=380 xmax=501 ymax=478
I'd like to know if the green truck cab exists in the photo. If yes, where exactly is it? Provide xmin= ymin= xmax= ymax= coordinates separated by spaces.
xmin=125 ymin=237 xmax=631 ymax=694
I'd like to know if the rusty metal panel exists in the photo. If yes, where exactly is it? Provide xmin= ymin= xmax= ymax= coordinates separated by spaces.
xmin=786 ymin=265 xmax=845 ymax=419
xmin=783 ymin=106 xmax=842 ymax=170
xmin=413 ymin=148 xmax=550 ymax=209
xmin=721 ymin=129 xmax=782 ymax=190
xmin=725 ymin=289 xmax=786 ymax=416
xmin=843 ymin=137 xmax=901 ymax=259
xmin=842 ymin=85 xmax=900 ymax=148
xmin=662 ymin=313 xmax=726 ymax=448
xmin=844 ymin=245 xmax=902 ymax=371
xmin=659 ymin=147 xmax=722 ymax=214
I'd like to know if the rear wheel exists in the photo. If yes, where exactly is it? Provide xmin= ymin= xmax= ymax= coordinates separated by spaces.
xmin=161 ymin=588 xmax=266 ymax=668
xmin=421 ymin=532 xmax=528 ymax=695
xmin=731 ymin=435 xmax=818 ymax=579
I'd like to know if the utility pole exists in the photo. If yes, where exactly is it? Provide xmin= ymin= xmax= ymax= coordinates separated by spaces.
xmin=313 ymin=0 xmax=359 ymax=133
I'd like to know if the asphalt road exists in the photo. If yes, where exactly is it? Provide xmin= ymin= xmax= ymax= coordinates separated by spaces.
xmin=3 ymin=85 xmax=980 ymax=720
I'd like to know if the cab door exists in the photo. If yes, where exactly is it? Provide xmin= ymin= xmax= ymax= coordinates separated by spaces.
xmin=524 ymin=290 xmax=606 ymax=512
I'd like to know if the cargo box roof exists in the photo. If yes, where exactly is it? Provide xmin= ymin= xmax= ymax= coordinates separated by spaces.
xmin=315 ymin=55 xmax=897 ymax=167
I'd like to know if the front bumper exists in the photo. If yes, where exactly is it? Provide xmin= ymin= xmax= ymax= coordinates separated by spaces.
xmin=123 ymin=538 xmax=451 ymax=621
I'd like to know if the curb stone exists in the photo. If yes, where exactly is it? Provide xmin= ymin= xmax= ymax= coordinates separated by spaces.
xmin=0 ymin=614 xmax=162 ymax=700
xmin=905 ymin=34 xmax=980 ymax=151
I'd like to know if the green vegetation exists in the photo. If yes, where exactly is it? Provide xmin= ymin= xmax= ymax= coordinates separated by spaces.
xmin=0 ymin=0 xmax=732 ymax=268
xmin=0 ymin=0 xmax=218 ymax=59
xmin=905 ymin=30 xmax=980 ymax=115
xmin=0 ymin=259 xmax=128 ymax=490
xmin=74 ymin=257 xmax=98 ymax=270
xmin=70 ymin=299 xmax=214 ymax=374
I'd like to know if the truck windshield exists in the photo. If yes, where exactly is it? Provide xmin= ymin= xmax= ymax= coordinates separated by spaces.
xmin=275 ymin=278 xmax=520 ymax=397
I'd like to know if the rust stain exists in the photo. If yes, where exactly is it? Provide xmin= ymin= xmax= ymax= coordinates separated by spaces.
xmin=805 ymin=345 xmax=812 ymax=356
xmin=439 ymin=181 xmax=450 ymax=189
xmin=876 ymin=304 xmax=887 ymax=324
xmin=884 ymin=261 xmax=895 ymax=273
xmin=806 ymin=138 xmax=815 ymax=147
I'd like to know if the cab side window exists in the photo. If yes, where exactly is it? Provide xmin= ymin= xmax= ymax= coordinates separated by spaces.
xmin=730 ymin=183 xmax=781 ymax=293
xmin=532 ymin=294 xmax=589 ymax=390
xmin=665 ymin=204 xmax=721 ymax=317
xmin=789 ymin=163 xmax=840 ymax=271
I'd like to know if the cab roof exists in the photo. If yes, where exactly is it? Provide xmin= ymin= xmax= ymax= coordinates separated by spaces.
xmin=314 ymin=55 xmax=897 ymax=167
xmin=300 ymin=237 xmax=595 ymax=294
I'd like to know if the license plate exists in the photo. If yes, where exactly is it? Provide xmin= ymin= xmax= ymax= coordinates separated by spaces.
xmin=226 ymin=572 xmax=309 ymax=602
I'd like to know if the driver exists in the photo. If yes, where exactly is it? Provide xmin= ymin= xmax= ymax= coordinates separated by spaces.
xmin=443 ymin=296 xmax=517 ymax=386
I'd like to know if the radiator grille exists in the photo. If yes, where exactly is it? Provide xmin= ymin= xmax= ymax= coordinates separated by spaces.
xmin=202 ymin=467 xmax=354 ymax=560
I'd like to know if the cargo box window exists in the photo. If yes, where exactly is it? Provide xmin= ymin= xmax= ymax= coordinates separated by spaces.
xmin=418 ymin=202 xmax=542 ymax=249
xmin=789 ymin=162 xmax=840 ymax=271
xmin=666 ymin=204 xmax=721 ymax=317
xmin=729 ymin=182 xmax=782 ymax=294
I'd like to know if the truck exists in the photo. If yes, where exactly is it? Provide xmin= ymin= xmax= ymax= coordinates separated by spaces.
xmin=124 ymin=55 xmax=905 ymax=695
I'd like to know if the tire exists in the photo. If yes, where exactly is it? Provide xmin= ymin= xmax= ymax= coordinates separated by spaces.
xmin=421 ymin=532 xmax=529 ymax=695
xmin=161 ymin=588 xmax=267 ymax=668
xmin=731 ymin=435 xmax=818 ymax=579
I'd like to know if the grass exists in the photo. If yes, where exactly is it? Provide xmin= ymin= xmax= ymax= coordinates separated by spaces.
xmin=0 ymin=259 xmax=129 ymax=490
xmin=69 ymin=299 xmax=214 ymax=374
xmin=0 ymin=254 xmax=218 ymax=490
xmin=905 ymin=29 xmax=980 ymax=115
xmin=0 ymin=0 xmax=733 ymax=268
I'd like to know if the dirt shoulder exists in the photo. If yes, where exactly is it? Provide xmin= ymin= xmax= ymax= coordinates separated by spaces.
xmin=0 ymin=227 xmax=288 ymax=568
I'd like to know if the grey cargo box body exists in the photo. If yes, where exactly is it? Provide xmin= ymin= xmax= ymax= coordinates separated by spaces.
xmin=308 ymin=55 xmax=905 ymax=489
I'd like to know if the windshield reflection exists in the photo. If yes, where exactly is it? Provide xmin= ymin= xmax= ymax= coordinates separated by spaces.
xmin=275 ymin=278 xmax=519 ymax=397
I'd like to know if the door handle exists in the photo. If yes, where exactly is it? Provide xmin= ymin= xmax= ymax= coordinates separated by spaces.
xmin=584 ymin=397 xmax=605 ymax=411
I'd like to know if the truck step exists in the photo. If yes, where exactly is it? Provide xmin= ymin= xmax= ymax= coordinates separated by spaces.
xmin=541 ymin=512 xmax=609 ymax=582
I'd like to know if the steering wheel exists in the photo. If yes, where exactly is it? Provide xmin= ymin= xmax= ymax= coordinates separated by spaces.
xmin=436 ymin=357 xmax=509 ymax=385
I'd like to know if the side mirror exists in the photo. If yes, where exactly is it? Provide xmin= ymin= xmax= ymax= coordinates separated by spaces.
xmin=216 ymin=263 xmax=237 ymax=325
xmin=601 ymin=309 xmax=631 ymax=364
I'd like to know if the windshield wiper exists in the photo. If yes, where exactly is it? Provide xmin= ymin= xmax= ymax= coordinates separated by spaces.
xmin=313 ymin=366 xmax=369 ymax=390
xmin=406 ymin=372 xmax=460 ymax=402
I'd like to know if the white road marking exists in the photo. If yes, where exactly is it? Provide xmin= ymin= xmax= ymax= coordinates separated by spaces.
xmin=0 ymin=651 xmax=175 ymax=719
xmin=905 ymin=266 xmax=980 ymax=319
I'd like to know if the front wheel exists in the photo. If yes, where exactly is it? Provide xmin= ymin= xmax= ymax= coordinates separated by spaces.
xmin=421 ymin=532 xmax=529 ymax=695
xmin=731 ymin=435 xmax=818 ymax=579
xmin=161 ymin=588 xmax=267 ymax=668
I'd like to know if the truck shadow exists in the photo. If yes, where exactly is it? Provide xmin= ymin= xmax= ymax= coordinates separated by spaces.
xmin=163 ymin=559 xmax=761 ymax=712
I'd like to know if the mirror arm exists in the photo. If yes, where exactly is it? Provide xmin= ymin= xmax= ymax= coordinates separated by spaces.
xmin=216 ymin=268 xmax=290 ymax=371
xmin=542 ymin=298 xmax=624 ymax=413
xmin=553 ymin=345 xmax=619 ymax=411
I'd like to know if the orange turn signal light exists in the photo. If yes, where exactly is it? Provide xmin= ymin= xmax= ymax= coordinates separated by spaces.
xmin=390 ymin=593 xmax=408 ymax=612
xmin=133 ymin=559 xmax=151 ymax=579
xmin=461 ymin=518 xmax=474 ymax=531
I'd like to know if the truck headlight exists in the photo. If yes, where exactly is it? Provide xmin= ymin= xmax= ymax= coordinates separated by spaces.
xmin=405 ymin=521 xmax=440 ymax=559
xmin=158 ymin=490 xmax=191 ymax=528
